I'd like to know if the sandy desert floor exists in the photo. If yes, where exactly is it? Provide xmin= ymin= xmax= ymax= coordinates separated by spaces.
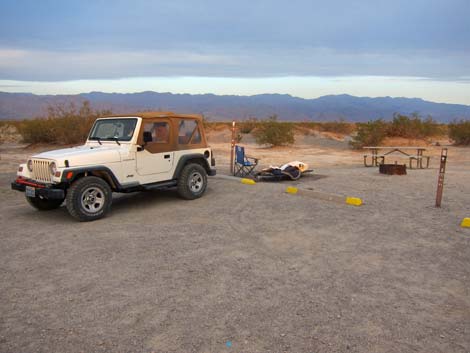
xmin=0 ymin=131 xmax=469 ymax=353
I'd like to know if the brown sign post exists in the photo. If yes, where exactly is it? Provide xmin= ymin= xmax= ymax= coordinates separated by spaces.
xmin=230 ymin=121 xmax=236 ymax=175
xmin=435 ymin=148 xmax=448 ymax=207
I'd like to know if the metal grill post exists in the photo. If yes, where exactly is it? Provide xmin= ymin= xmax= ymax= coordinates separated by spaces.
xmin=230 ymin=121 xmax=236 ymax=175
xmin=435 ymin=148 xmax=448 ymax=207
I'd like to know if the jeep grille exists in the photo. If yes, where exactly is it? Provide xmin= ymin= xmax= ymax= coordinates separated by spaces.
xmin=32 ymin=159 xmax=53 ymax=183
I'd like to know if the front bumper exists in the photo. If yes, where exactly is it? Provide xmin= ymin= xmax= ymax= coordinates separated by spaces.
xmin=11 ymin=179 xmax=65 ymax=199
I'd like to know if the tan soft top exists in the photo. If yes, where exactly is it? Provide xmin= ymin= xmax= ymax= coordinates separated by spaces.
xmin=107 ymin=111 xmax=203 ymax=120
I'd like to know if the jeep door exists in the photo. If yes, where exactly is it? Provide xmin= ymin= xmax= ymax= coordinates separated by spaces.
xmin=136 ymin=119 xmax=175 ymax=177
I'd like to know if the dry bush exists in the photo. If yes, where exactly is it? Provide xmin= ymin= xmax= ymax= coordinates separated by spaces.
xmin=253 ymin=115 xmax=294 ymax=146
xmin=448 ymin=119 xmax=470 ymax=145
xmin=238 ymin=118 xmax=259 ymax=134
xmin=350 ymin=120 xmax=388 ymax=149
xmin=388 ymin=114 xmax=443 ymax=138
xmin=319 ymin=120 xmax=356 ymax=135
xmin=205 ymin=121 xmax=232 ymax=132
xmin=17 ymin=101 xmax=111 ymax=144
xmin=350 ymin=114 xmax=446 ymax=149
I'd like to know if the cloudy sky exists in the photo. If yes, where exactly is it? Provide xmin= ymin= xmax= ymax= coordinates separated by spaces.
xmin=0 ymin=0 xmax=469 ymax=104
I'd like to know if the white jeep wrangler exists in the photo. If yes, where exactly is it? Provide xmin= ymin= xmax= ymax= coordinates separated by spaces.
xmin=12 ymin=112 xmax=216 ymax=221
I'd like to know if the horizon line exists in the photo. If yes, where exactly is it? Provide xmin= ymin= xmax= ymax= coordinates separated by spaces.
xmin=2 ymin=90 xmax=470 ymax=107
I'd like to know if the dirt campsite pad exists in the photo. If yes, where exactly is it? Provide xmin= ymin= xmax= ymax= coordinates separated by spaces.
xmin=1 ymin=136 xmax=470 ymax=353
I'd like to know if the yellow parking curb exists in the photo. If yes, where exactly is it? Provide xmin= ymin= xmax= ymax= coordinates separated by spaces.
xmin=285 ymin=186 xmax=298 ymax=194
xmin=241 ymin=178 xmax=256 ymax=185
xmin=346 ymin=197 xmax=363 ymax=206
xmin=285 ymin=186 xmax=363 ymax=206
xmin=461 ymin=218 xmax=470 ymax=228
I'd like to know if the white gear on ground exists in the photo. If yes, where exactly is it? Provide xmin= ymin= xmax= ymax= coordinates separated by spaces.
xmin=280 ymin=161 xmax=309 ymax=172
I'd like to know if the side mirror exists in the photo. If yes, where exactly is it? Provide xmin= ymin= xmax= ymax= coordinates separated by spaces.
xmin=143 ymin=131 xmax=152 ymax=144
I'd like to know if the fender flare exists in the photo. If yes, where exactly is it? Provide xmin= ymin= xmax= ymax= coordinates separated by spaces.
xmin=172 ymin=154 xmax=211 ymax=179
xmin=61 ymin=166 xmax=123 ymax=191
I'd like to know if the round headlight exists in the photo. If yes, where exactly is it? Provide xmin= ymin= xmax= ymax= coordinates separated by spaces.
xmin=49 ymin=162 xmax=57 ymax=175
xmin=27 ymin=160 xmax=33 ymax=172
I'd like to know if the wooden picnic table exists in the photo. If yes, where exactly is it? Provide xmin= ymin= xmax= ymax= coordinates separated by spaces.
xmin=363 ymin=146 xmax=430 ymax=169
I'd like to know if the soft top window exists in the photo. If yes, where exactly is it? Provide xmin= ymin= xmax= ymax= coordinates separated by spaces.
xmin=178 ymin=119 xmax=201 ymax=144
xmin=143 ymin=122 xmax=170 ymax=143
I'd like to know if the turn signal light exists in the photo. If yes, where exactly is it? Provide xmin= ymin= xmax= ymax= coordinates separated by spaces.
xmin=66 ymin=172 xmax=73 ymax=180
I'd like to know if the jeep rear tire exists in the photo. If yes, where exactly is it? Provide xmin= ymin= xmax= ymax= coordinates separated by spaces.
xmin=26 ymin=195 xmax=64 ymax=211
xmin=177 ymin=163 xmax=207 ymax=200
xmin=66 ymin=176 xmax=112 ymax=222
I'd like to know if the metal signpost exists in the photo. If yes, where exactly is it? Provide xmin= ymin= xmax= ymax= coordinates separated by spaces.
xmin=230 ymin=121 xmax=236 ymax=175
xmin=435 ymin=148 xmax=448 ymax=207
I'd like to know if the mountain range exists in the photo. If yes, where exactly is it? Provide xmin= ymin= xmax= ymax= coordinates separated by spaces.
xmin=1 ymin=91 xmax=469 ymax=122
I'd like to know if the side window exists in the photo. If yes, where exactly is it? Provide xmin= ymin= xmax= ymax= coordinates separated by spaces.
xmin=178 ymin=119 xmax=201 ymax=144
xmin=143 ymin=122 xmax=170 ymax=143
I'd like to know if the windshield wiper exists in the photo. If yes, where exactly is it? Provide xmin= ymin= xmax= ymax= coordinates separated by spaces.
xmin=90 ymin=136 xmax=102 ymax=145
xmin=110 ymin=137 xmax=121 ymax=145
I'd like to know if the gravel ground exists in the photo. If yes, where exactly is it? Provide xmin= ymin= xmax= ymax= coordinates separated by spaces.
xmin=1 ymin=145 xmax=469 ymax=353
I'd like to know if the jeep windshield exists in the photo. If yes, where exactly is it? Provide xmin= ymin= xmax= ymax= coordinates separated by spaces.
xmin=88 ymin=118 xmax=137 ymax=142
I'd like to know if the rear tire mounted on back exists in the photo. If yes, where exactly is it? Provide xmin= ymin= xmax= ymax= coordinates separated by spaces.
xmin=177 ymin=163 xmax=207 ymax=200
xmin=66 ymin=176 xmax=112 ymax=222
xmin=26 ymin=195 xmax=64 ymax=211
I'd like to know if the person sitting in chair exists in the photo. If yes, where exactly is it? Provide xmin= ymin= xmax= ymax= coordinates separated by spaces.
xmin=152 ymin=122 xmax=169 ymax=143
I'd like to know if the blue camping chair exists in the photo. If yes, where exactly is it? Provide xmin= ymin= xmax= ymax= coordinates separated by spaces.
xmin=234 ymin=145 xmax=259 ymax=177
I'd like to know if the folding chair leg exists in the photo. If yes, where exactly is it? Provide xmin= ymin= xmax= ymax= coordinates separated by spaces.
xmin=245 ymin=166 xmax=255 ymax=176
xmin=234 ymin=165 xmax=243 ymax=176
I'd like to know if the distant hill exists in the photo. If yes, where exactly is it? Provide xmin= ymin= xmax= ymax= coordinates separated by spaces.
xmin=1 ymin=91 xmax=469 ymax=122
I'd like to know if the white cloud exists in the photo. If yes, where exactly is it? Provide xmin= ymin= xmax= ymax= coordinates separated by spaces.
xmin=1 ymin=47 xmax=469 ymax=81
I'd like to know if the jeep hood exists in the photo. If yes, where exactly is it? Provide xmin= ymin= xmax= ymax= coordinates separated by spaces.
xmin=32 ymin=145 xmax=121 ymax=167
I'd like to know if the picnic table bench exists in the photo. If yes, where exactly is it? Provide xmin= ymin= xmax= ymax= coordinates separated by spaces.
xmin=363 ymin=146 xmax=430 ymax=169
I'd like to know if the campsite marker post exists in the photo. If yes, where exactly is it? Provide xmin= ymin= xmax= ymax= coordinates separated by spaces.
xmin=230 ymin=121 xmax=236 ymax=175
xmin=435 ymin=148 xmax=447 ymax=208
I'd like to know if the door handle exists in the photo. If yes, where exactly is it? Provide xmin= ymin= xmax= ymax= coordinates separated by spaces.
xmin=164 ymin=154 xmax=170 ymax=159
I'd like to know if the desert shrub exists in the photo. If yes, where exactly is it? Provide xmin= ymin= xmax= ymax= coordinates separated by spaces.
xmin=448 ymin=119 xmax=470 ymax=145
xmin=253 ymin=115 xmax=294 ymax=146
xmin=17 ymin=101 xmax=111 ymax=144
xmin=420 ymin=117 xmax=445 ymax=137
xmin=388 ymin=113 xmax=442 ymax=138
xmin=17 ymin=118 xmax=56 ymax=144
xmin=205 ymin=121 xmax=232 ymax=131
xmin=319 ymin=120 xmax=356 ymax=135
xmin=238 ymin=118 xmax=259 ymax=134
xmin=350 ymin=119 xmax=388 ymax=149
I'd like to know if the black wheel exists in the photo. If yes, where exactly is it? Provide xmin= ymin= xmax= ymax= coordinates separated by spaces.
xmin=177 ymin=163 xmax=208 ymax=200
xmin=65 ymin=176 xmax=112 ymax=222
xmin=26 ymin=195 xmax=64 ymax=211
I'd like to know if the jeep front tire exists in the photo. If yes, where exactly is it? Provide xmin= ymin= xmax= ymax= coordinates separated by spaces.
xmin=177 ymin=163 xmax=207 ymax=200
xmin=66 ymin=176 xmax=112 ymax=222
